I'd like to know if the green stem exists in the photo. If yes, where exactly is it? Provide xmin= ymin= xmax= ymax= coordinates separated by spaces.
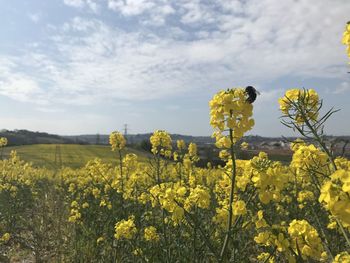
xmin=117 ymin=150 xmax=125 ymax=218
xmin=118 ymin=150 xmax=123 ymax=192
xmin=299 ymin=107 xmax=337 ymax=171
xmin=178 ymin=203 xmax=219 ymax=260
xmin=219 ymin=127 xmax=237 ymax=261
xmin=263 ymin=246 xmax=277 ymax=263
xmin=336 ymin=218 xmax=350 ymax=248
xmin=310 ymin=206 xmax=334 ymax=260
xmin=193 ymin=208 xmax=197 ymax=263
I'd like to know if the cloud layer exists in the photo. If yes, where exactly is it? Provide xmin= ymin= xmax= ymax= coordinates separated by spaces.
xmin=0 ymin=0 xmax=349 ymax=106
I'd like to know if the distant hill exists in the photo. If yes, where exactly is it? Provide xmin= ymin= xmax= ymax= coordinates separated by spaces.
xmin=63 ymin=133 xmax=215 ymax=145
xmin=1 ymin=129 xmax=349 ymax=154
xmin=0 ymin=129 xmax=74 ymax=146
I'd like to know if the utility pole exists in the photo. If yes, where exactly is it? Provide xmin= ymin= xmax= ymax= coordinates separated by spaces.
xmin=96 ymin=133 xmax=100 ymax=145
xmin=124 ymin=124 xmax=131 ymax=144
xmin=123 ymin=124 xmax=128 ymax=137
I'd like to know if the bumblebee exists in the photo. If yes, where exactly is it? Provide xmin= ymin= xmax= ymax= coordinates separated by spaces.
xmin=245 ymin=86 xmax=259 ymax=104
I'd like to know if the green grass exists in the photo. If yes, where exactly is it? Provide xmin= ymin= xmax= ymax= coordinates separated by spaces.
xmin=1 ymin=144 xmax=151 ymax=169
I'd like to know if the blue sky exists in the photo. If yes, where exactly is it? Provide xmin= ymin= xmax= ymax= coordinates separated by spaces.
xmin=0 ymin=0 xmax=349 ymax=136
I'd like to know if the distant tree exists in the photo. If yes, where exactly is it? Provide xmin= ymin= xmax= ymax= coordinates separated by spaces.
xmin=140 ymin=139 xmax=152 ymax=152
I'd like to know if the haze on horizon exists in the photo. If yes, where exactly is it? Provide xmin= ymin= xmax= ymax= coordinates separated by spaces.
xmin=0 ymin=0 xmax=350 ymax=137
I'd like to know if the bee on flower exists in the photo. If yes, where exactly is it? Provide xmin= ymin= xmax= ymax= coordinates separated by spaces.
xmin=209 ymin=88 xmax=255 ymax=147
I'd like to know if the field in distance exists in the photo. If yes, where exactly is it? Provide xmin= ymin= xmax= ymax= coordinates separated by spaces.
xmin=2 ymin=144 xmax=152 ymax=169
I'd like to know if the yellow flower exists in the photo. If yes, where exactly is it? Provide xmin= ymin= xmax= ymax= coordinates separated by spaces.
xmin=187 ymin=143 xmax=199 ymax=162
xmin=133 ymin=248 xmax=143 ymax=256
xmin=274 ymin=233 xmax=289 ymax=252
xmin=144 ymin=226 xmax=160 ymax=242
xmin=219 ymin=150 xmax=230 ymax=160
xmin=342 ymin=22 xmax=350 ymax=59
xmin=257 ymin=252 xmax=274 ymax=263
xmin=185 ymin=185 xmax=211 ymax=210
xmin=240 ymin=142 xmax=249 ymax=150
xmin=0 ymin=233 xmax=10 ymax=242
xmin=288 ymin=219 xmax=325 ymax=261
xmin=297 ymin=190 xmax=314 ymax=203
xmin=176 ymin=140 xmax=186 ymax=151
xmin=319 ymin=170 xmax=350 ymax=226
xmin=96 ymin=236 xmax=104 ymax=244
xmin=109 ymin=131 xmax=126 ymax=151
xmin=0 ymin=137 xmax=8 ymax=147
xmin=333 ymin=252 xmax=350 ymax=263
xmin=114 ymin=217 xmax=137 ymax=240
xmin=150 ymin=130 xmax=172 ymax=157
xmin=233 ymin=200 xmax=247 ymax=215
xmin=279 ymin=89 xmax=319 ymax=125
xmin=209 ymin=88 xmax=254 ymax=147
xmin=68 ymin=209 xmax=81 ymax=223
xmin=255 ymin=210 xmax=268 ymax=229
xmin=254 ymin=231 xmax=274 ymax=246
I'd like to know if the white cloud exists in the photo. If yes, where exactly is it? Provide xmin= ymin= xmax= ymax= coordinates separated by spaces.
xmin=2 ymin=0 xmax=350 ymax=106
xmin=108 ymin=0 xmax=155 ymax=15
xmin=179 ymin=0 xmax=214 ymax=25
xmin=28 ymin=13 xmax=41 ymax=23
xmin=0 ymin=75 xmax=43 ymax=103
xmin=333 ymin=81 xmax=350 ymax=94
xmin=64 ymin=0 xmax=84 ymax=7
xmin=86 ymin=0 xmax=100 ymax=13
xmin=108 ymin=0 xmax=176 ymax=26
xmin=63 ymin=0 xmax=100 ymax=13
xmin=63 ymin=17 xmax=97 ymax=31
xmin=36 ymin=107 xmax=65 ymax=113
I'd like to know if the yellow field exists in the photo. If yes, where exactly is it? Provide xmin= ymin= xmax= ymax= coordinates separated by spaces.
xmin=2 ymin=144 xmax=151 ymax=169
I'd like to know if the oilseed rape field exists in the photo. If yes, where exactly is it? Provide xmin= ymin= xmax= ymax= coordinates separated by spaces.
xmin=0 ymin=86 xmax=350 ymax=262
xmin=0 ymin=23 xmax=349 ymax=263
xmin=1 ymin=144 xmax=152 ymax=169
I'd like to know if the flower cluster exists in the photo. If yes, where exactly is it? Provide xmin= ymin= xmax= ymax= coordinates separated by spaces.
xmin=114 ymin=217 xmax=137 ymax=240
xmin=209 ymin=88 xmax=254 ymax=147
xmin=150 ymin=130 xmax=172 ymax=157
xmin=0 ymin=233 xmax=10 ymax=243
xmin=342 ymin=22 xmax=350 ymax=59
xmin=109 ymin=131 xmax=126 ymax=151
xmin=333 ymin=252 xmax=350 ymax=263
xmin=279 ymin=89 xmax=319 ymax=125
xmin=0 ymin=137 xmax=7 ymax=147
xmin=319 ymin=169 xmax=350 ymax=227
xmin=291 ymin=142 xmax=329 ymax=183
xmin=144 ymin=226 xmax=160 ymax=242
xmin=288 ymin=219 xmax=326 ymax=261
xmin=250 ymin=152 xmax=289 ymax=204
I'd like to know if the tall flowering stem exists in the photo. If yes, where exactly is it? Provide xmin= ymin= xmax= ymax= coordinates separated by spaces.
xmin=149 ymin=130 xmax=172 ymax=261
xmin=209 ymin=88 xmax=254 ymax=260
xmin=219 ymin=126 xmax=237 ymax=261
xmin=109 ymin=131 xmax=126 ymax=221
xmin=279 ymin=89 xmax=339 ymax=170
xmin=109 ymin=131 xmax=126 ymax=191
xmin=279 ymin=88 xmax=350 ymax=248
xmin=0 ymin=137 xmax=8 ymax=160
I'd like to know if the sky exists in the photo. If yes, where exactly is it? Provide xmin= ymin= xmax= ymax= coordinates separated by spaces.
xmin=0 ymin=0 xmax=349 ymax=137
